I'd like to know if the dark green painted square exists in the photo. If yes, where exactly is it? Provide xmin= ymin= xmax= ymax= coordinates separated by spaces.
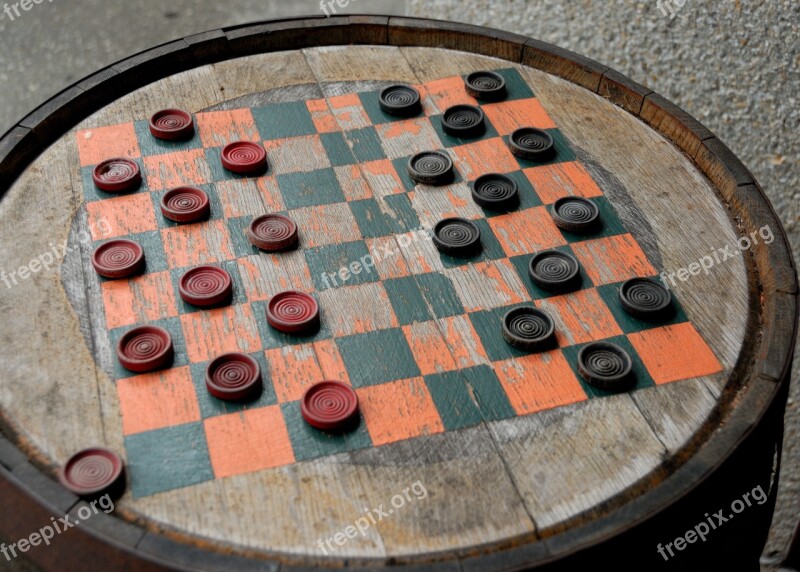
xmin=486 ymin=68 xmax=536 ymax=101
xmin=555 ymin=196 xmax=627 ymax=243
xmin=205 ymin=147 xmax=266 ymax=183
xmin=109 ymin=315 xmax=188 ymax=380
xmin=150 ymin=183 xmax=223 ymax=230
xmin=305 ymin=240 xmax=379 ymax=290
xmin=424 ymin=365 xmax=514 ymax=430
xmin=508 ymin=244 xmax=594 ymax=300
xmin=282 ymin=401 xmax=372 ymax=462
xmin=561 ymin=335 xmax=655 ymax=398
xmin=596 ymin=278 xmax=688 ymax=334
xmin=463 ymin=365 xmax=516 ymax=421
xmin=424 ymin=369 xmax=483 ymax=430
xmin=252 ymin=102 xmax=316 ymax=140
xmin=349 ymin=194 xmax=421 ymax=239
xmin=391 ymin=156 xmax=417 ymax=191
xmin=320 ymin=131 xmax=357 ymax=167
xmin=469 ymin=303 xmax=539 ymax=362
xmin=93 ymin=230 xmax=169 ymax=277
xmin=438 ymin=218 xmax=506 ymax=268
xmin=277 ymin=168 xmax=346 ymax=210
xmin=384 ymin=273 xmax=464 ymax=326
xmin=125 ymin=422 xmax=214 ymax=498
xmin=226 ymin=215 xmax=260 ymax=258
xmin=169 ymin=259 xmax=247 ymax=314
xmin=472 ymin=169 xmax=542 ymax=218
xmin=430 ymin=113 xmax=500 ymax=149
xmin=133 ymin=119 xmax=203 ymax=157
xmin=506 ymin=128 xmax=576 ymax=169
xmin=251 ymin=296 xmax=333 ymax=350
xmin=344 ymin=126 xmax=386 ymax=162
xmin=336 ymin=328 xmax=421 ymax=387
xmin=358 ymin=90 xmax=415 ymax=126
xmin=81 ymin=160 xmax=148 ymax=203
xmin=189 ymin=351 xmax=277 ymax=419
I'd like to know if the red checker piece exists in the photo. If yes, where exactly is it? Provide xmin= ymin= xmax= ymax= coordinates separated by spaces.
xmin=301 ymin=380 xmax=359 ymax=431
xmin=92 ymin=158 xmax=142 ymax=193
xmin=179 ymin=265 xmax=233 ymax=307
xmin=116 ymin=325 xmax=174 ymax=373
xmin=247 ymin=213 xmax=299 ymax=251
xmin=149 ymin=108 xmax=195 ymax=140
xmin=221 ymin=141 xmax=267 ymax=174
xmin=59 ymin=447 xmax=126 ymax=499
xmin=205 ymin=352 xmax=262 ymax=401
xmin=266 ymin=290 xmax=320 ymax=334
xmin=92 ymin=239 xmax=145 ymax=279
xmin=161 ymin=186 xmax=210 ymax=223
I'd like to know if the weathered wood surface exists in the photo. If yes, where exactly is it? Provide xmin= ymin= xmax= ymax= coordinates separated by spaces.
xmin=0 ymin=44 xmax=769 ymax=563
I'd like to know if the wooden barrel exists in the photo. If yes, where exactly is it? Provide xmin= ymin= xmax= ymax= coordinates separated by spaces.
xmin=0 ymin=16 xmax=796 ymax=572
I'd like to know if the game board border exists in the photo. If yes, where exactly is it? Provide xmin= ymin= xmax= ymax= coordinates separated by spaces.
xmin=0 ymin=15 xmax=796 ymax=572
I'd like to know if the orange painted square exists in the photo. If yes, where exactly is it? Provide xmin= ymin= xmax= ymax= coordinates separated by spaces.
xmin=357 ymin=377 xmax=444 ymax=446
xmin=215 ymin=178 xmax=284 ymax=218
xmin=424 ymin=76 xmax=477 ymax=112
xmin=488 ymin=206 xmax=567 ymax=256
xmin=335 ymin=165 xmax=373 ymax=201
xmin=101 ymin=271 xmax=178 ymax=330
xmin=267 ymin=341 xmax=351 ymax=403
xmin=536 ymin=289 xmax=623 ymax=346
xmin=204 ymin=406 xmax=295 ymax=478
xmin=482 ymin=98 xmax=557 ymax=136
xmin=450 ymin=138 xmax=520 ymax=180
xmin=76 ymin=123 xmax=140 ymax=167
xmin=403 ymin=316 xmax=489 ymax=375
xmin=361 ymin=159 xmax=405 ymax=197
xmin=143 ymin=148 xmax=212 ymax=191
xmin=161 ymin=220 xmax=235 ymax=268
xmin=571 ymin=234 xmax=658 ymax=285
xmin=328 ymin=93 xmax=371 ymax=130
xmin=495 ymin=351 xmax=587 ymax=415
xmin=86 ymin=193 xmax=157 ymax=239
xmin=524 ymin=161 xmax=603 ymax=204
xmin=117 ymin=366 xmax=200 ymax=436
xmin=195 ymin=109 xmax=260 ymax=148
xmin=181 ymin=303 xmax=262 ymax=363
xmin=307 ymin=98 xmax=339 ymax=133
xmin=366 ymin=236 xmax=411 ymax=280
xmin=628 ymin=323 xmax=723 ymax=384
xmin=403 ymin=321 xmax=457 ymax=375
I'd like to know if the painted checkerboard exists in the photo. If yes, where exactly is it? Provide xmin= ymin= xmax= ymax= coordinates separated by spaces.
xmin=75 ymin=68 xmax=723 ymax=498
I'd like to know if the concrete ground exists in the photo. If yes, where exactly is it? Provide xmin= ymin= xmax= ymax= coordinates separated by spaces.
xmin=0 ymin=0 xmax=796 ymax=568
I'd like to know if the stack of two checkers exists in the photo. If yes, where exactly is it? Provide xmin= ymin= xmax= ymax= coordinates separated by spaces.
xmin=393 ymin=71 xmax=676 ymax=394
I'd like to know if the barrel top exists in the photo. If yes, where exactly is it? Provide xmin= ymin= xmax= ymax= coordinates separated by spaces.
xmin=0 ymin=17 xmax=795 ymax=570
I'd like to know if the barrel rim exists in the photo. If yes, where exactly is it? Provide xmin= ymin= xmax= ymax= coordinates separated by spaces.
xmin=0 ymin=14 xmax=796 ymax=571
